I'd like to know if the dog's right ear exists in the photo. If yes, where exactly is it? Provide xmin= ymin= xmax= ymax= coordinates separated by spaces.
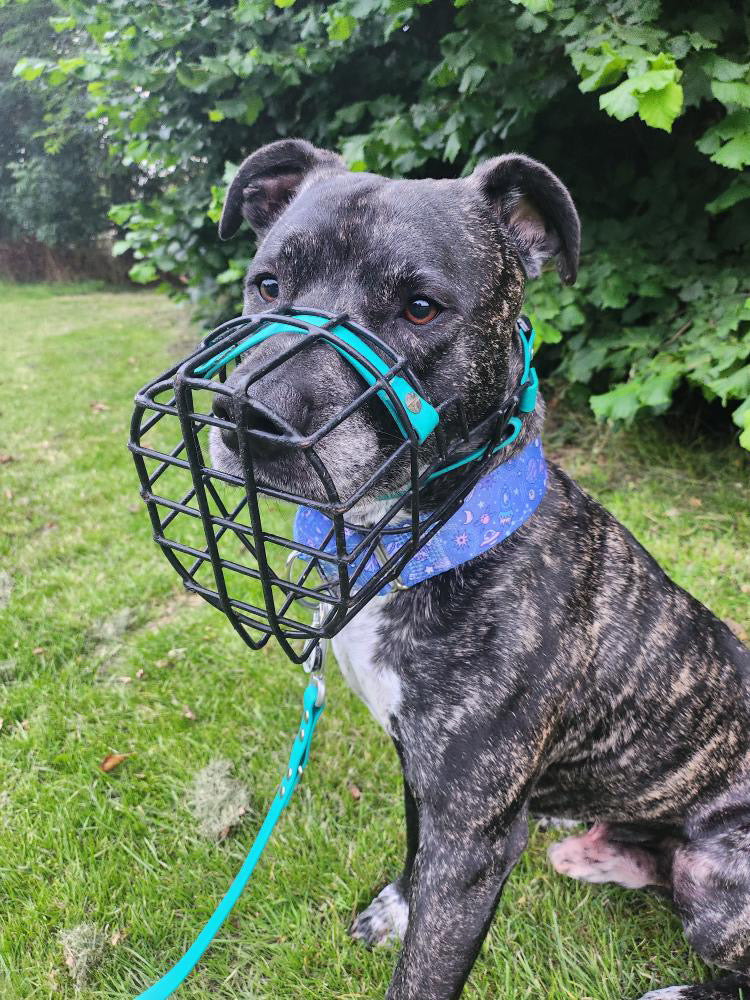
xmin=219 ymin=139 xmax=344 ymax=240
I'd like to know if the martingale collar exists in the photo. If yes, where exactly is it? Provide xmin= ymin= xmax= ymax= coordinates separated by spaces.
xmin=294 ymin=436 xmax=547 ymax=593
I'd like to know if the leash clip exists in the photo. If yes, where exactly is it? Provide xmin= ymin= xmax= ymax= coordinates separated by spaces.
xmin=303 ymin=603 xmax=329 ymax=707
xmin=304 ymin=644 xmax=326 ymax=707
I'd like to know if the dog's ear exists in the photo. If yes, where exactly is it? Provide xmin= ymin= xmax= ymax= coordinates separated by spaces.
xmin=471 ymin=153 xmax=580 ymax=284
xmin=219 ymin=139 xmax=344 ymax=241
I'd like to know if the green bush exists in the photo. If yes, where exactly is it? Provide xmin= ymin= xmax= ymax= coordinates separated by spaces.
xmin=17 ymin=0 xmax=750 ymax=446
xmin=1 ymin=0 xmax=134 ymax=245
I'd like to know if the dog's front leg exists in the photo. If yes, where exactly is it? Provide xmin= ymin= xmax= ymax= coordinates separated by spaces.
xmin=386 ymin=803 xmax=529 ymax=1000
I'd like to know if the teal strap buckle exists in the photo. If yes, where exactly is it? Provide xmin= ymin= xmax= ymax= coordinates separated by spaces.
xmin=195 ymin=312 xmax=439 ymax=445
xmin=134 ymin=681 xmax=324 ymax=999
xmin=519 ymin=367 xmax=538 ymax=414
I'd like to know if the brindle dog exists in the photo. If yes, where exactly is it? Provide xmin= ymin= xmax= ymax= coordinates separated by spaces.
xmin=210 ymin=138 xmax=750 ymax=1000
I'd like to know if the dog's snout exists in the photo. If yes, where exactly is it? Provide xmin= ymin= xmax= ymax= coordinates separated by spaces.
xmin=211 ymin=391 xmax=310 ymax=460
xmin=243 ymin=399 xmax=299 ymax=459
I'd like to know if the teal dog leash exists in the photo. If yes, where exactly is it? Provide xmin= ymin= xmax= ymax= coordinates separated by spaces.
xmin=135 ymin=677 xmax=325 ymax=999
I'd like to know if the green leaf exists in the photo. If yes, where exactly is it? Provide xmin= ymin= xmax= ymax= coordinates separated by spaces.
xmin=444 ymin=131 xmax=461 ymax=162
xmin=697 ymin=110 xmax=750 ymax=167
xmin=733 ymin=396 xmax=750 ymax=430
xmin=243 ymin=94 xmax=263 ymax=126
xmin=579 ymin=51 xmax=627 ymax=94
xmin=530 ymin=318 xmax=562 ymax=344
xmin=704 ymin=55 xmax=750 ymax=83
xmin=734 ymin=398 xmax=750 ymax=449
xmin=208 ymin=109 xmax=225 ymax=122
xmin=712 ymin=133 xmax=750 ymax=169
xmin=129 ymin=261 xmax=158 ymax=283
xmin=509 ymin=0 xmax=553 ymax=13
xmin=638 ymin=365 xmax=681 ymax=408
xmin=109 ymin=204 xmax=135 ymax=226
xmin=712 ymin=80 xmax=750 ymax=109
xmin=637 ymin=82 xmax=683 ymax=131
xmin=13 ymin=57 xmax=47 ymax=82
xmin=274 ymin=0 xmax=297 ymax=6
xmin=590 ymin=382 xmax=641 ymax=422
xmin=328 ymin=15 xmax=357 ymax=42
xmin=599 ymin=79 xmax=639 ymax=121
xmin=111 ymin=239 xmax=130 ymax=256
xmin=459 ymin=64 xmax=487 ymax=94
xmin=49 ymin=15 xmax=76 ymax=32
xmin=176 ymin=65 xmax=213 ymax=93
xmin=57 ymin=57 xmax=86 ymax=75
xmin=340 ymin=135 xmax=368 ymax=171
xmin=706 ymin=177 xmax=750 ymax=214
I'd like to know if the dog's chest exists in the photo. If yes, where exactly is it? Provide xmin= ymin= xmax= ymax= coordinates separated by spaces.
xmin=332 ymin=597 xmax=402 ymax=734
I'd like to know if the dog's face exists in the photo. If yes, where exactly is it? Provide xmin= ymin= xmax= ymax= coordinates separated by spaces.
xmin=209 ymin=139 xmax=579 ymax=505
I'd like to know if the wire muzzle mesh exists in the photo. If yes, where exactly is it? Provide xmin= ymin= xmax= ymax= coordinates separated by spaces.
xmin=129 ymin=309 xmax=514 ymax=663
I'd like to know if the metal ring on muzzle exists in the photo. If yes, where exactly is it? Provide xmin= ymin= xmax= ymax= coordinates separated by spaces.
xmin=129 ymin=308 xmax=532 ymax=664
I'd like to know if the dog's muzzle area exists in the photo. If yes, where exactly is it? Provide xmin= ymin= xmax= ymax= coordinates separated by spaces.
xmin=211 ymin=396 xmax=297 ymax=458
xmin=129 ymin=308 xmax=528 ymax=662
xmin=207 ymin=335 xmax=384 ymax=501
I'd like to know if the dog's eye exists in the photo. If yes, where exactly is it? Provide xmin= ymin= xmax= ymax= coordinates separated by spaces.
xmin=257 ymin=275 xmax=279 ymax=302
xmin=403 ymin=297 xmax=440 ymax=325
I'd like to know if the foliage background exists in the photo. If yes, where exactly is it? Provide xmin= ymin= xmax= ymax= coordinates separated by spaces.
xmin=0 ymin=0 xmax=138 ymax=246
xmin=12 ymin=0 xmax=750 ymax=447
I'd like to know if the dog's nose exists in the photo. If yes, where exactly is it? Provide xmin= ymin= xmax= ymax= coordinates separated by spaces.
xmin=211 ymin=394 xmax=308 ymax=459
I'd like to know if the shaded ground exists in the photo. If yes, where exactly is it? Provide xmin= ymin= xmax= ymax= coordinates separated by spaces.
xmin=0 ymin=283 xmax=747 ymax=999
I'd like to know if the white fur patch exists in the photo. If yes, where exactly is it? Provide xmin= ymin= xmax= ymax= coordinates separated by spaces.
xmin=534 ymin=815 xmax=581 ymax=831
xmin=350 ymin=881 xmax=409 ymax=947
xmin=332 ymin=596 xmax=402 ymax=734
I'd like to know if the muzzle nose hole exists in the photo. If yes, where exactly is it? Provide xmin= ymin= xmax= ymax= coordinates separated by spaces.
xmin=244 ymin=400 xmax=291 ymax=440
xmin=211 ymin=394 xmax=238 ymax=451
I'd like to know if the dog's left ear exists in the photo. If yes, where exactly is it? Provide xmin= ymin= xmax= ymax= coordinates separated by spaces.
xmin=471 ymin=153 xmax=580 ymax=284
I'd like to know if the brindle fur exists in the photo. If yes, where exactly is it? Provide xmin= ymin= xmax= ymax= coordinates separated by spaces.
xmin=211 ymin=139 xmax=750 ymax=1000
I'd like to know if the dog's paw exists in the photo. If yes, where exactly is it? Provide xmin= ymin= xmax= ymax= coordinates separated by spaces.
xmin=636 ymin=989 xmax=688 ymax=999
xmin=636 ymin=975 xmax=750 ymax=999
xmin=350 ymin=881 xmax=408 ymax=948
xmin=548 ymin=822 xmax=664 ymax=889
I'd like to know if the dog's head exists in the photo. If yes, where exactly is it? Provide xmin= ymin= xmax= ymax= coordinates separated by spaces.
xmin=209 ymin=138 xmax=579 ymax=505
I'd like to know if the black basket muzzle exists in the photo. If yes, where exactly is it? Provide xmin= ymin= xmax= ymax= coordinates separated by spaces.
xmin=129 ymin=308 xmax=529 ymax=663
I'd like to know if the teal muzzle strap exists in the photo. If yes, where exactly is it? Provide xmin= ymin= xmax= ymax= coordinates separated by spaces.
xmin=195 ymin=311 xmax=538 ymax=477
xmin=195 ymin=312 xmax=439 ymax=445
xmin=134 ymin=682 xmax=324 ymax=999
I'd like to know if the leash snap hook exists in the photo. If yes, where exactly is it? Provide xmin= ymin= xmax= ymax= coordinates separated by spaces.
xmin=303 ymin=603 xmax=329 ymax=708
xmin=311 ymin=671 xmax=326 ymax=709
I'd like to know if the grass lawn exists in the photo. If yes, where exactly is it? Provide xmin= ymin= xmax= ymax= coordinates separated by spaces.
xmin=1 ymin=282 xmax=748 ymax=1000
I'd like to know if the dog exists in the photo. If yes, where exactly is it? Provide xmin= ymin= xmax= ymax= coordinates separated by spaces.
xmin=209 ymin=138 xmax=750 ymax=1000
